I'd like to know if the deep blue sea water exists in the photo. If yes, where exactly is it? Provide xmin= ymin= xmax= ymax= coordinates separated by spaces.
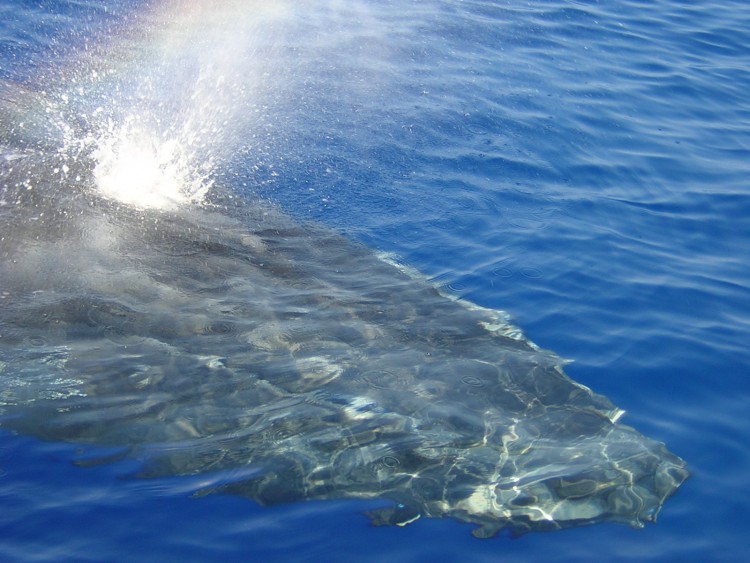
xmin=1 ymin=0 xmax=749 ymax=561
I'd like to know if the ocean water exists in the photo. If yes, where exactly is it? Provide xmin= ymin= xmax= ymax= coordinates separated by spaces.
xmin=0 ymin=0 xmax=748 ymax=561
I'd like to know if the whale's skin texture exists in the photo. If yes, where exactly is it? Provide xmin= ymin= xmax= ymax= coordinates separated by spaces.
xmin=0 ymin=89 xmax=687 ymax=539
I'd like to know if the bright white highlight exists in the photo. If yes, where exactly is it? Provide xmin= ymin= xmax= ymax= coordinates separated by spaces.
xmin=93 ymin=117 xmax=212 ymax=210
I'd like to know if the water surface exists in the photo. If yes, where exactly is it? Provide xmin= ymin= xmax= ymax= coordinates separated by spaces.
xmin=1 ymin=0 xmax=749 ymax=561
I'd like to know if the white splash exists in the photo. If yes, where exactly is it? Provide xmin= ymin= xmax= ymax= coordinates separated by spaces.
xmin=78 ymin=0 xmax=299 ymax=210
xmin=29 ymin=0 xmax=390 ymax=211
xmin=92 ymin=116 xmax=213 ymax=210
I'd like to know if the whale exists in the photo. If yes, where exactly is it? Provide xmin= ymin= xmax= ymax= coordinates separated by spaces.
xmin=0 ymin=3 xmax=687 ymax=539
xmin=0 ymin=133 xmax=687 ymax=538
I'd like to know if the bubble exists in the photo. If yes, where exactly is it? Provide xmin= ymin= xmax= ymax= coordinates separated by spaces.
xmin=103 ymin=324 xmax=146 ymax=346
xmin=444 ymin=282 xmax=467 ymax=293
xmin=491 ymin=266 xmax=513 ymax=278
xmin=86 ymin=301 xmax=133 ymax=327
xmin=464 ymin=122 xmax=491 ymax=136
xmin=520 ymin=268 xmax=543 ymax=279
xmin=360 ymin=369 xmax=408 ymax=390
xmin=260 ymin=427 xmax=288 ymax=446
xmin=509 ymin=217 xmax=547 ymax=229
xmin=380 ymin=455 xmax=400 ymax=468
xmin=26 ymin=336 xmax=49 ymax=348
xmin=201 ymin=321 xmax=237 ymax=336
xmin=461 ymin=375 xmax=485 ymax=388
xmin=489 ymin=264 xmax=543 ymax=279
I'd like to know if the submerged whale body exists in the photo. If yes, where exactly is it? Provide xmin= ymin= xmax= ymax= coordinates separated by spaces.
xmin=0 ymin=89 xmax=687 ymax=540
